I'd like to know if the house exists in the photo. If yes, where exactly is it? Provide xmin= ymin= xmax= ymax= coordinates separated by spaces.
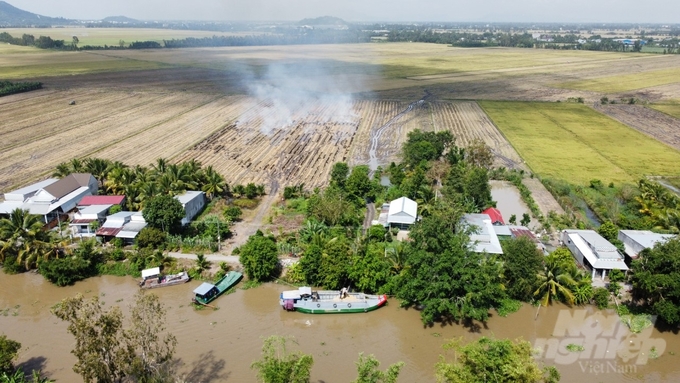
xmin=175 ymin=191 xmax=206 ymax=226
xmin=78 ymin=195 xmax=126 ymax=208
xmin=0 ymin=174 xmax=97 ymax=227
xmin=618 ymin=230 xmax=675 ymax=260
xmin=0 ymin=179 xmax=59 ymax=216
xmin=561 ymin=230 xmax=628 ymax=280
xmin=482 ymin=207 xmax=504 ymax=225
xmin=96 ymin=211 xmax=135 ymax=239
xmin=462 ymin=213 xmax=503 ymax=254
xmin=116 ymin=212 xmax=147 ymax=244
xmin=70 ymin=204 xmax=112 ymax=238
xmin=386 ymin=197 xmax=418 ymax=230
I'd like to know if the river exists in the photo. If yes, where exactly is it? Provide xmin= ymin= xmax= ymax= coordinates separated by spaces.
xmin=1 ymin=273 xmax=680 ymax=382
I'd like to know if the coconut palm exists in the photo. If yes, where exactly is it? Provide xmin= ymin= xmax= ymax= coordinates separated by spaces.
xmin=0 ymin=209 xmax=53 ymax=269
xmin=84 ymin=157 xmax=112 ymax=188
xmin=533 ymin=255 xmax=578 ymax=318
xmin=255 ymin=184 xmax=266 ymax=197
xmin=52 ymin=162 xmax=72 ymax=178
xmin=136 ymin=182 xmax=159 ymax=210
xmin=151 ymin=158 xmax=169 ymax=177
xmin=166 ymin=163 xmax=198 ymax=194
xmin=232 ymin=184 xmax=245 ymax=198
xmin=386 ymin=243 xmax=408 ymax=275
xmin=195 ymin=254 xmax=211 ymax=274
xmin=201 ymin=166 xmax=227 ymax=200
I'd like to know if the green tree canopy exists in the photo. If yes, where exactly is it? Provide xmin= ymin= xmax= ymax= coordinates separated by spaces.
xmin=0 ymin=335 xmax=21 ymax=375
xmin=352 ymin=353 xmax=404 ymax=383
xmin=251 ymin=336 xmax=313 ymax=383
xmin=435 ymin=337 xmax=560 ymax=383
xmin=501 ymin=236 xmax=544 ymax=302
xmin=239 ymin=231 xmax=279 ymax=282
xmin=631 ymin=237 xmax=680 ymax=324
xmin=142 ymin=194 xmax=185 ymax=233
xmin=402 ymin=129 xmax=454 ymax=168
xmin=330 ymin=162 xmax=350 ymax=189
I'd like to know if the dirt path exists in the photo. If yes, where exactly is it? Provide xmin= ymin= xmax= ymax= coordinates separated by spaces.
xmin=522 ymin=177 xmax=565 ymax=216
xmin=362 ymin=203 xmax=376 ymax=233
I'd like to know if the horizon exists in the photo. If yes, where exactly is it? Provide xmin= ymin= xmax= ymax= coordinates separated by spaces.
xmin=6 ymin=0 xmax=680 ymax=25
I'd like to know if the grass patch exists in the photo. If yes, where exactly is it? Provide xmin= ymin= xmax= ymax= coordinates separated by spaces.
xmin=0 ymin=58 xmax=173 ymax=79
xmin=649 ymin=100 xmax=680 ymax=120
xmin=479 ymin=101 xmax=680 ymax=184
xmin=496 ymin=298 xmax=523 ymax=317
xmin=566 ymin=344 xmax=585 ymax=352
xmin=241 ymin=280 xmax=262 ymax=290
xmin=556 ymin=67 xmax=680 ymax=93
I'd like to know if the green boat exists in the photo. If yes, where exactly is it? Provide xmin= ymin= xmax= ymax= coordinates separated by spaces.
xmin=192 ymin=271 xmax=243 ymax=305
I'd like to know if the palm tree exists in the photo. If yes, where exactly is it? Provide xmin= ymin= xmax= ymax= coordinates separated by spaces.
xmin=136 ymin=182 xmax=159 ymax=210
xmin=52 ymin=162 xmax=72 ymax=178
xmin=105 ymin=163 xmax=132 ymax=194
xmin=386 ymin=243 xmax=408 ymax=275
xmin=166 ymin=164 xmax=197 ymax=194
xmin=195 ymin=254 xmax=211 ymax=274
xmin=256 ymin=184 xmax=266 ymax=197
xmin=84 ymin=157 xmax=112 ymax=189
xmin=533 ymin=255 xmax=578 ymax=319
xmin=0 ymin=209 xmax=53 ymax=269
xmin=201 ymin=166 xmax=227 ymax=200
xmin=151 ymin=158 xmax=168 ymax=177
xmin=69 ymin=158 xmax=85 ymax=173
xmin=232 ymin=184 xmax=245 ymax=198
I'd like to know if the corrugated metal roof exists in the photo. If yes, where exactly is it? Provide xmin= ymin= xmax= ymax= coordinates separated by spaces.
xmin=176 ymin=191 xmax=204 ymax=205
xmin=387 ymin=197 xmax=417 ymax=224
xmin=462 ymin=214 xmax=503 ymax=254
xmin=4 ymin=179 xmax=58 ymax=201
xmin=43 ymin=174 xmax=91 ymax=200
xmin=70 ymin=219 xmax=96 ymax=224
xmin=96 ymin=227 xmax=122 ymax=236
xmin=79 ymin=195 xmax=125 ymax=206
xmin=482 ymin=208 xmax=505 ymax=225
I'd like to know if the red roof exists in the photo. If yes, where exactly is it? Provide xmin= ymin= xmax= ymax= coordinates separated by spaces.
xmin=95 ymin=227 xmax=122 ymax=236
xmin=71 ymin=219 xmax=96 ymax=224
xmin=482 ymin=207 xmax=505 ymax=225
xmin=79 ymin=195 xmax=125 ymax=206
xmin=510 ymin=227 xmax=538 ymax=241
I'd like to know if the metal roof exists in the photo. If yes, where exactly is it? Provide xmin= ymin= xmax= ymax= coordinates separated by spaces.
xmin=43 ymin=174 xmax=95 ymax=200
xmin=564 ymin=230 xmax=628 ymax=270
xmin=78 ymin=195 xmax=125 ymax=206
xmin=176 ymin=191 xmax=204 ymax=205
xmin=141 ymin=267 xmax=161 ymax=279
xmin=0 ymin=201 xmax=24 ymax=214
xmin=70 ymin=219 xmax=97 ymax=224
xmin=193 ymin=282 xmax=216 ymax=296
xmin=3 ymin=179 xmax=58 ymax=201
xmin=387 ymin=197 xmax=418 ymax=224
xmin=95 ymin=227 xmax=122 ymax=236
xmin=75 ymin=204 xmax=111 ymax=216
xmin=462 ymin=214 xmax=503 ymax=254
xmin=482 ymin=207 xmax=505 ymax=225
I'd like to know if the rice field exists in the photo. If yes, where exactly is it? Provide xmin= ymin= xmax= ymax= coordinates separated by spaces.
xmin=649 ymin=100 xmax=680 ymax=119
xmin=556 ymin=67 xmax=680 ymax=93
xmin=478 ymin=101 xmax=680 ymax=184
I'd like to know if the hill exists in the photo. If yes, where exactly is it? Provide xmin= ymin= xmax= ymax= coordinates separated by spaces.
xmin=0 ymin=1 xmax=72 ymax=26
xmin=102 ymin=15 xmax=138 ymax=23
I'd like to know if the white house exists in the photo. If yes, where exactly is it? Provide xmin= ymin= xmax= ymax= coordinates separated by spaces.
xmin=386 ymin=197 xmax=418 ymax=230
xmin=116 ymin=212 xmax=147 ymax=244
xmin=70 ymin=204 xmax=112 ymax=238
xmin=561 ymin=230 xmax=628 ymax=280
xmin=0 ymin=174 xmax=98 ymax=227
xmin=618 ymin=230 xmax=675 ymax=260
xmin=175 ymin=191 xmax=206 ymax=226
xmin=462 ymin=213 xmax=503 ymax=254
xmin=0 ymin=179 xmax=59 ymax=216
xmin=96 ymin=211 xmax=135 ymax=238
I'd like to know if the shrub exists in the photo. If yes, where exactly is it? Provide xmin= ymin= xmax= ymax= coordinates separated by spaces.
xmin=224 ymin=206 xmax=242 ymax=221
xmin=39 ymin=257 xmax=93 ymax=286
xmin=135 ymin=227 xmax=167 ymax=249
xmin=233 ymin=198 xmax=259 ymax=209
xmin=593 ymin=287 xmax=610 ymax=309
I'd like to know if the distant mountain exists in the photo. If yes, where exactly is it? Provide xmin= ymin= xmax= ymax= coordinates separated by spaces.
xmin=102 ymin=15 xmax=138 ymax=23
xmin=298 ymin=16 xmax=347 ymax=26
xmin=0 ymin=1 xmax=72 ymax=26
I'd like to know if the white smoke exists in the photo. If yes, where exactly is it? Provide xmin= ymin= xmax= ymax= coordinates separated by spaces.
xmin=240 ymin=62 xmax=360 ymax=135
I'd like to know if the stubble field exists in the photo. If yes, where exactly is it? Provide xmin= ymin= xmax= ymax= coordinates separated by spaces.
xmin=2 ymin=38 xmax=680 ymax=196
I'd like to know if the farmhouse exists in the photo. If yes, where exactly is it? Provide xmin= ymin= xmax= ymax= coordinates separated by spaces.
xmin=618 ymin=230 xmax=675 ymax=260
xmin=95 ymin=211 xmax=135 ymax=239
xmin=0 ymin=174 xmax=97 ymax=227
xmin=175 ymin=191 xmax=206 ymax=226
xmin=70 ymin=204 xmax=112 ymax=238
xmin=0 ymin=178 xmax=58 ymax=216
xmin=386 ymin=197 xmax=418 ymax=230
xmin=461 ymin=213 xmax=503 ymax=254
xmin=116 ymin=212 xmax=147 ymax=244
xmin=561 ymin=229 xmax=629 ymax=280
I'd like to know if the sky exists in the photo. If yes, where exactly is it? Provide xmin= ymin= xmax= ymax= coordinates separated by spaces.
xmin=11 ymin=0 xmax=680 ymax=23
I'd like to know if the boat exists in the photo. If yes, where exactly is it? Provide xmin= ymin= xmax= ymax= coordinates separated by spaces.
xmin=280 ymin=286 xmax=387 ymax=314
xmin=192 ymin=271 xmax=243 ymax=305
xmin=139 ymin=267 xmax=190 ymax=289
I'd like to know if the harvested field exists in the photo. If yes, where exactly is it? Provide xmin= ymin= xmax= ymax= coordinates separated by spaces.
xmin=649 ymin=100 xmax=680 ymax=120
xmin=556 ymin=67 xmax=680 ymax=94
xmin=479 ymin=101 xmax=680 ymax=184
xmin=593 ymin=104 xmax=680 ymax=152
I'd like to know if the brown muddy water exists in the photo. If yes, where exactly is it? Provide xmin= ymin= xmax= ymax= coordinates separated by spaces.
xmin=2 ymin=273 xmax=680 ymax=382
xmin=490 ymin=180 xmax=536 ymax=230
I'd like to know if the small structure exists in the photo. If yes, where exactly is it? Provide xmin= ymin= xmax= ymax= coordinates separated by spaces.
xmin=386 ymin=197 xmax=418 ymax=230
xmin=561 ymin=230 xmax=628 ymax=280
xmin=0 ymin=174 xmax=97 ymax=227
xmin=482 ymin=207 xmax=505 ymax=225
xmin=116 ymin=212 xmax=147 ymax=244
xmin=618 ymin=230 xmax=675 ymax=260
xmin=175 ymin=191 xmax=206 ymax=226
xmin=96 ymin=211 xmax=135 ymax=239
xmin=375 ymin=203 xmax=390 ymax=227
xmin=70 ymin=204 xmax=112 ymax=238
xmin=462 ymin=213 xmax=503 ymax=254
xmin=78 ymin=195 xmax=126 ymax=208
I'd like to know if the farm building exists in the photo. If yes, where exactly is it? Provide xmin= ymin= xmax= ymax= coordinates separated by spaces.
xmin=618 ymin=230 xmax=675 ymax=260
xmin=95 ymin=211 xmax=135 ymax=239
xmin=482 ymin=207 xmax=504 ymax=225
xmin=461 ymin=213 xmax=503 ymax=254
xmin=493 ymin=224 xmax=546 ymax=254
xmin=0 ymin=174 xmax=97 ymax=227
xmin=116 ymin=212 xmax=147 ymax=244
xmin=78 ymin=195 xmax=126 ymax=208
xmin=175 ymin=191 xmax=206 ymax=226
xmin=70 ymin=204 xmax=112 ymax=238
xmin=561 ymin=229 xmax=628 ymax=280
xmin=386 ymin=197 xmax=418 ymax=230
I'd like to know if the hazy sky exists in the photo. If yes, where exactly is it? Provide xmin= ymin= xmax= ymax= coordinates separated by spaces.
xmin=12 ymin=0 xmax=680 ymax=23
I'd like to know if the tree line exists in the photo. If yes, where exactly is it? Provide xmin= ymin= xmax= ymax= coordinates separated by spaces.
xmin=0 ymin=81 xmax=42 ymax=97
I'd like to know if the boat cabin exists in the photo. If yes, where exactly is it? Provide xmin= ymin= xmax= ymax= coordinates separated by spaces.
xmin=193 ymin=282 xmax=219 ymax=301
xmin=141 ymin=267 xmax=161 ymax=280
